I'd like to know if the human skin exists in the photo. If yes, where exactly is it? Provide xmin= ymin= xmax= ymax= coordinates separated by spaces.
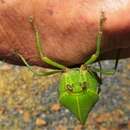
xmin=0 ymin=0 xmax=130 ymax=67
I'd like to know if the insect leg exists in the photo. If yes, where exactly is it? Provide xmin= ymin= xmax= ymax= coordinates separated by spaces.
xmin=91 ymin=49 xmax=120 ymax=75
xmin=91 ymin=67 xmax=115 ymax=75
xmin=98 ymin=61 xmax=102 ymax=80
xmin=29 ymin=16 xmax=67 ymax=70
xmin=17 ymin=53 xmax=63 ymax=76
xmin=84 ymin=12 xmax=106 ymax=65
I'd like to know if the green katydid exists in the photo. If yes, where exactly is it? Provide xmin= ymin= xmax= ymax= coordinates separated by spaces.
xmin=16 ymin=12 xmax=119 ymax=124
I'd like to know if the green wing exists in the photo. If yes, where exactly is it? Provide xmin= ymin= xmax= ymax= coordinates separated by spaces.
xmin=59 ymin=90 xmax=99 ymax=124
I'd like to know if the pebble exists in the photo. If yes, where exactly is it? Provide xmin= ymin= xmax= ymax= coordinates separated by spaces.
xmin=74 ymin=125 xmax=84 ymax=130
xmin=35 ymin=118 xmax=47 ymax=126
xmin=128 ymin=120 xmax=130 ymax=130
xmin=23 ymin=111 xmax=31 ymax=123
xmin=51 ymin=103 xmax=61 ymax=112
xmin=55 ymin=125 xmax=67 ymax=130
xmin=95 ymin=113 xmax=112 ymax=123
xmin=0 ymin=107 xmax=6 ymax=114
xmin=99 ymin=127 xmax=108 ymax=130
xmin=127 ymin=64 xmax=130 ymax=70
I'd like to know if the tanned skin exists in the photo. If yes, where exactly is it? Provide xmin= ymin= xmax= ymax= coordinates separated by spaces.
xmin=0 ymin=0 xmax=130 ymax=67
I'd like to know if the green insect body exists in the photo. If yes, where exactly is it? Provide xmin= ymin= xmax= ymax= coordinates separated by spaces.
xmin=59 ymin=69 xmax=100 ymax=124
xmin=16 ymin=12 xmax=119 ymax=124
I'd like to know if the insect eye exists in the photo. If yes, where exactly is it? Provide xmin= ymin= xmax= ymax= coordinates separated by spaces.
xmin=66 ymin=84 xmax=73 ymax=92
xmin=81 ymin=82 xmax=87 ymax=90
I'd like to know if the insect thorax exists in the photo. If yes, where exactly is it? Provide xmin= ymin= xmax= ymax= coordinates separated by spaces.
xmin=59 ymin=68 xmax=101 ymax=95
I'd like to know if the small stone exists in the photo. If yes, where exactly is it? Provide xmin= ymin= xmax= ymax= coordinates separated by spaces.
xmin=96 ymin=113 xmax=112 ymax=123
xmin=128 ymin=120 xmax=130 ymax=130
xmin=99 ymin=127 xmax=108 ymax=130
xmin=51 ymin=103 xmax=61 ymax=112
xmin=36 ymin=118 xmax=47 ymax=126
xmin=74 ymin=124 xmax=84 ymax=130
xmin=0 ymin=64 xmax=12 ymax=70
xmin=23 ymin=111 xmax=31 ymax=123
xmin=56 ymin=125 xmax=67 ymax=130
xmin=0 ymin=107 xmax=6 ymax=114
xmin=127 ymin=64 xmax=130 ymax=70
xmin=127 ymin=104 xmax=130 ymax=109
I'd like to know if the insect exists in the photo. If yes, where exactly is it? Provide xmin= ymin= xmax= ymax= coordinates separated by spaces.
xmin=16 ymin=12 xmax=119 ymax=124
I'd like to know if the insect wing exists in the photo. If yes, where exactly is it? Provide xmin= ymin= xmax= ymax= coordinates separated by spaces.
xmin=59 ymin=90 xmax=99 ymax=124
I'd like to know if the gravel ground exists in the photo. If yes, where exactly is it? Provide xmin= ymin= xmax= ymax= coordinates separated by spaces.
xmin=0 ymin=59 xmax=130 ymax=130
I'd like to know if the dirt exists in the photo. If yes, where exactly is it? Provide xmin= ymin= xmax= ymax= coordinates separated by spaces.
xmin=0 ymin=59 xmax=130 ymax=130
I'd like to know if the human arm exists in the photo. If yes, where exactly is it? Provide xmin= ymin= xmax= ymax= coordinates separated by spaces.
xmin=0 ymin=0 xmax=130 ymax=67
